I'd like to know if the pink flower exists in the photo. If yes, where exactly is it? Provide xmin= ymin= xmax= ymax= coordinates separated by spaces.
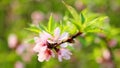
xmin=33 ymin=42 xmax=47 ymax=53
xmin=38 ymin=49 xmax=55 ymax=62
xmin=47 ymin=27 xmax=69 ymax=47
xmin=103 ymin=49 xmax=111 ymax=60
xmin=108 ymin=39 xmax=117 ymax=47
xmin=57 ymin=48 xmax=72 ymax=62
xmin=33 ymin=31 xmax=52 ymax=52
xmin=54 ymin=27 xmax=69 ymax=42
xmin=8 ymin=34 xmax=18 ymax=49
xmin=33 ymin=31 xmax=54 ymax=62
xmin=14 ymin=61 xmax=24 ymax=68
xmin=16 ymin=44 xmax=26 ymax=55
xmin=31 ymin=11 xmax=44 ymax=25
xmin=52 ymin=13 xmax=62 ymax=21
xmin=74 ymin=0 xmax=85 ymax=11
xmin=16 ymin=43 xmax=34 ymax=62
xmin=33 ymin=28 xmax=72 ymax=62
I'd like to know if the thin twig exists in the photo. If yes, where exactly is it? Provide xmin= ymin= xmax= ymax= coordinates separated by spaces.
xmin=47 ymin=32 xmax=82 ymax=48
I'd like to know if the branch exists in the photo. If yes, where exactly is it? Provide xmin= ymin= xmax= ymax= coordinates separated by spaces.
xmin=47 ymin=32 xmax=82 ymax=49
xmin=58 ymin=32 xmax=82 ymax=45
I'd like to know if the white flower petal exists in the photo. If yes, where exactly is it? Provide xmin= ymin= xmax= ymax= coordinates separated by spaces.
xmin=57 ymin=48 xmax=72 ymax=62
xmin=51 ymin=50 xmax=55 ymax=57
xmin=64 ymin=49 xmax=72 ymax=55
xmin=54 ymin=27 xmax=60 ymax=39
xmin=69 ymin=43 xmax=73 ymax=46
xmin=47 ymin=40 xmax=56 ymax=44
xmin=39 ymin=31 xmax=52 ymax=41
xmin=59 ymin=32 xmax=69 ymax=41
xmin=40 ymin=46 xmax=47 ymax=52
xmin=58 ymin=55 xmax=62 ymax=62
xmin=45 ymin=55 xmax=51 ymax=61
xmin=63 ymin=54 xmax=71 ymax=60
xmin=60 ymin=43 xmax=68 ymax=48
xmin=33 ymin=43 xmax=47 ymax=52
xmin=68 ymin=51 xmax=72 ymax=55
xmin=43 ymin=31 xmax=52 ymax=38
xmin=33 ymin=44 xmax=40 ymax=52
xmin=37 ymin=53 xmax=45 ymax=62
xmin=34 ymin=37 xmax=40 ymax=43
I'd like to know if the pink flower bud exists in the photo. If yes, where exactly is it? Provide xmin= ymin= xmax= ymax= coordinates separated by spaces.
xmin=8 ymin=34 xmax=18 ymax=49
xmin=74 ymin=0 xmax=85 ymax=11
xmin=16 ymin=44 xmax=26 ymax=55
xmin=97 ymin=33 xmax=106 ymax=38
xmin=94 ymin=37 xmax=100 ymax=43
xmin=108 ymin=39 xmax=117 ymax=47
xmin=103 ymin=49 xmax=111 ymax=60
xmin=52 ymin=13 xmax=62 ymax=21
xmin=31 ymin=11 xmax=44 ymax=25
xmin=22 ymin=53 xmax=32 ymax=62
xmin=96 ymin=57 xmax=103 ymax=64
xmin=14 ymin=61 xmax=24 ymax=68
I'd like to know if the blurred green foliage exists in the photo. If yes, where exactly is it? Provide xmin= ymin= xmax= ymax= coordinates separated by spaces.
xmin=0 ymin=0 xmax=120 ymax=68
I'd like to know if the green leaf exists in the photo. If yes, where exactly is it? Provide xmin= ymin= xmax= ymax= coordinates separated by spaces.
xmin=69 ymin=19 xmax=81 ymax=30
xmin=25 ymin=28 xmax=39 ymax=33
xmin=93 ymin=48 xmax=102 ymax=58
xmin=81 ymin=9 xmax=100 ymax=23
xmin=63 ymin=1 xmax=79 ymax=20
xmin=78 ymin=36 xmax=87 ymax=47
xmin=62 ymin=1 xmax=81 ymax=28
xmin=59 ymin=21 xmax=64 ymax=32
xmin=26 ymin=38 xmax=35 ymax=43
xmin=67 ymin=45 xmax=75 ymax=51
xmin=39 ymin=24 xmax=48 ymax=32
xmin=48 ymin=14 xmax=54 ymax=32
xmin=87 ymin=16 xmax=107 ymax=27
xmin=63 ymin=20 xmax=78 ymax=35
xmin=85 ymin=28 xmax=103 ymax=33
xmin=25 ymin=25 xmax=41 ymax=33
xmin=84 ymin=16 xmax=107 ymax=33
xmin=80 ymin=13 xmax=85 ymax=24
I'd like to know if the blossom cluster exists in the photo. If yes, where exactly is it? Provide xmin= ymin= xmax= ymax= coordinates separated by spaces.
xmin=8 ymin=34 xmax=34 ymax=62
xmin=33 ymin=27 xmax=72 ymax=62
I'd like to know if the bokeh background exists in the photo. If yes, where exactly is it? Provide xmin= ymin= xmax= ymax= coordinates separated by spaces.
xmin=0 ymin=0 xmax=120 ymax=68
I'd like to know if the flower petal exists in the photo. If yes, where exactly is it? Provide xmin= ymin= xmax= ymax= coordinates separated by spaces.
xmin=57 ymin=48 xmax=72 ymax=62
xmin=45 ymin=55 xmax=51 ymax=61
xmin=34 ymin=37 xmax=40 ymax=43
xmin=63 ymin=54 xmax=71 ymax=60
xmin=54 ymin=27 xmax=60 ymax=39
xmin=58 ymin=55 xmax=62 ymax=62
xmin=60 ymin=43 xmax=68 ymax=48
xmin=37 ymin=52 xmax=45 ymax=62
xmin=59 ymin=32 xmax=69 ymax=41
xmin=33 ymin=44 xmax=40 ymax=52
xmin=43 ymin=31 xmax=52 ymax=38
xmin=51 ymin=50 xmax=55 ymax=57
xmin=47 ymin=40 xmax=56 ymax=44
xmin=39 ymin=31 xmax=52 ymax=41
xmin=33 ymin=43 xmax=47 ymax=52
